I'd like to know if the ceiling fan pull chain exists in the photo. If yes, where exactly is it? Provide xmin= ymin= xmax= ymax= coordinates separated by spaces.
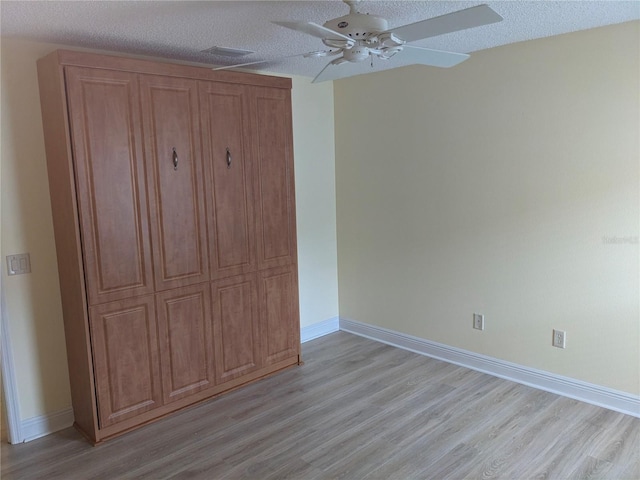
xmin=226 ymin=147 xmax=232 ymax=169
xmin=172 ymin=147 xmax=178 ymax=171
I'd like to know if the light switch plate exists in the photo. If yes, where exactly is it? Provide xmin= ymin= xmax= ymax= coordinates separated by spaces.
xmin=6 ymin=253 xmax=31 ymax=276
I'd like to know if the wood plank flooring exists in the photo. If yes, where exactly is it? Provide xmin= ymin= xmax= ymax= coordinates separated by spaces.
xmin=2 ymin=332 xmax=639 ymax=479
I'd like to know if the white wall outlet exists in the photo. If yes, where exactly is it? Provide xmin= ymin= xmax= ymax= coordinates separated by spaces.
xmin=552 ymin=329 xmax=566 ymax=348
xmin=473 ymin=313 xmax=484 ymax=331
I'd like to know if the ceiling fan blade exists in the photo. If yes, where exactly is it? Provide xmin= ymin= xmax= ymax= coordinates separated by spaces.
xmin=312 ymin=45 xmax=469 ymax=83
xmin=386 ymin=4 xmax=502 ymax=43
xmin=398 ymin=45 xmax=469 ymax=68
xmin=273 ymin=21 xmax=353 ymax=42
xmin=312 ymin=58 xmax=357 ymax=83
xmin=212 ymin=50 xmax=326 ymax=71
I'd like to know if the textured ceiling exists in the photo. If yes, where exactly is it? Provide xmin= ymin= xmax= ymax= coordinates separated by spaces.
xmin=1 ymin=1 xmax=639 ymax=79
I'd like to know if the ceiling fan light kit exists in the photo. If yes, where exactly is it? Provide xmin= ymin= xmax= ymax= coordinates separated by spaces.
xmin=213 ymin=1 xmax=503 ymax=83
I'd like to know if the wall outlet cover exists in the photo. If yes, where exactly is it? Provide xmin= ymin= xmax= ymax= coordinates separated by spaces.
xmin=473 ymin=313 xmax=484 ymax=331
xmin=553 ymin=329 xmax=566 ymax=348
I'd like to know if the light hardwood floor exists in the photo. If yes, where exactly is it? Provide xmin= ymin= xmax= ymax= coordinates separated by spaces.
xmin=2 ymin=332 xmax=639 ymax=479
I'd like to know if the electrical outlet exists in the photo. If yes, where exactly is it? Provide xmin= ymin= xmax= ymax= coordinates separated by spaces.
xmin=473 ymin=313 xmax=484 ymax=331
xmin=552 ymin=329 xmax=566 ymax=349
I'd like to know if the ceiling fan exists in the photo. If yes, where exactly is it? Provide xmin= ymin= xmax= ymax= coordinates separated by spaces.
xmin=213 ymin=1 xmax=503 ymax=83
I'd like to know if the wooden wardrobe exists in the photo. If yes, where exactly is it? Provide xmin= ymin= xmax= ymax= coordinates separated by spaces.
xmin=37 ymin=50 xmax=300 ymax=443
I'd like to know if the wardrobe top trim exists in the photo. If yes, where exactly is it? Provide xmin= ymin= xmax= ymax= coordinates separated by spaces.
xmin=43 ymin=50 xmax=292 ymax=89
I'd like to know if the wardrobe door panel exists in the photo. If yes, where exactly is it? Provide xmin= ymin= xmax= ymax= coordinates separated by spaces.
xmin=252 ymin=87 xmax=297 ymax=270
xmin=65 ymin=67 xmax=153 ymax=304
xmin=211 ymin=274 xmax=261 ymax=383
xmin=89 ymin=296 xmax=161 ymax=428
xmin=140 ymin=75 xmax=209 ymax=290
xmin=200 ymin=82 xmax=256 ymax=279
xmin=258 ymin=266 xmax=300 ymax=365
xmin=156 ymin=285 xmax=214 ymax=403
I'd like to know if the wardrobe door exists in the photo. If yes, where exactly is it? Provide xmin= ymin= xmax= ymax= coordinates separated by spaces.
xmin=199 ymin=82 xmax=256 ymax=279
xmin=258 ymin=266 xmax=300 ymax=365
xmin=156 ymin=284 xmax=214 ymax=403
xmin=211 ymin=274 xmax=261 ymax=383
xmin=251 ymin=87 xmax=297 ymax=270
xmin=140 ymin=75 xmax=209 ymax=291
xmin=65 ymin=67 xmax=153 ymax=304
xmin=89 ymin=296 xmax=162 ymax=428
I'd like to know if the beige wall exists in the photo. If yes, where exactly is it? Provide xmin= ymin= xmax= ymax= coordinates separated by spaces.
xmin=0 ymin=38 xmax=338 ymax=422
xmin=291 ymin=77 xmax=339 ymax=328
xmin=335 ymin=21 xmax=639 ymax=395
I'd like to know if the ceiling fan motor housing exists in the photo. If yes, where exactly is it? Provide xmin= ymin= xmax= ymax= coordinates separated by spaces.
xmin=323 ymin=12 xmax=388 ymax=40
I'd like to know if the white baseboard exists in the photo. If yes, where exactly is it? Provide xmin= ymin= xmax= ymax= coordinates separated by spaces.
xmin=301 ymin=316 xmax=340 ymax=343
xmin=21 ymin=407 xmax=74 ymax=443
xmin=339 ymin=317 xmax=640 ymax=418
